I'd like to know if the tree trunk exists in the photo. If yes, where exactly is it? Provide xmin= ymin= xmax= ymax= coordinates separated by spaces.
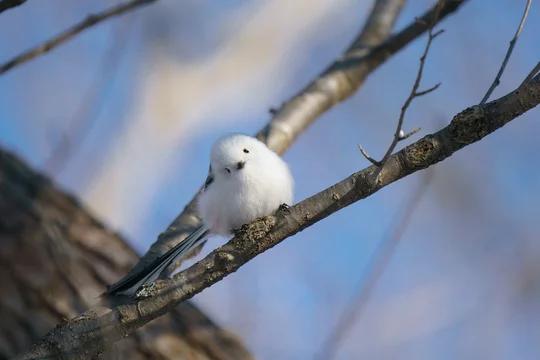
xmin=0 ymin=149 xmax=252 ymax=360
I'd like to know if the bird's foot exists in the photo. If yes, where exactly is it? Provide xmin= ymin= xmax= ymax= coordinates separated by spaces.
xmin=233 ymin=223 xmax=250 ymax=236
xmin=278 ymin=203 xmax=291 ymax=214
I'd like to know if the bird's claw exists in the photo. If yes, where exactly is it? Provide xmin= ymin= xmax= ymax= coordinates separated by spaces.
xmin=278 ymin=203 xmax=291 ymax=214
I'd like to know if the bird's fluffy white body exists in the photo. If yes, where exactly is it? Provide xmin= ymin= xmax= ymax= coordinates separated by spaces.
xmin=198 ymin=134 xmax=294 ymax=235
xmin=105 ymin=134 xmax=293 ymax=296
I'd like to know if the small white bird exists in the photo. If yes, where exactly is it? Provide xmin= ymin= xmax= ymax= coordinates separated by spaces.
xmin=107 ymin=134 xmax=294 ymax=296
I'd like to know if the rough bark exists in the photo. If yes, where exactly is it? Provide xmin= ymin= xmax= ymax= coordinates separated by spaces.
xmin=0 ymin=150 xmax=252 ymax=359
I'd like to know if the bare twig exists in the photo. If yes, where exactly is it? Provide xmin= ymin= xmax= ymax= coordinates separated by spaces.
xmin=0 ymin=0 xmax=25 ymax=14
xmin=480 ymin=0 xmax=532 ymax=104
xmin=44 ymin=21 xmax=133 ymax=174
xmin=17 ymin=66 xmax=540 ymax=360
xmin=358 ymin=145 xmax=379 ymax=165
xmin=360 ymin=2 xmax=445 ymax=168
xmin=117 ymin=0 xmax=469 ymax=287
xmin=398 ymin=127 xmax=421 ymax=140
xmin=415 ymin=82 xmax=441 ymax=96
xmin=520 ymin=61 xmax=540 ymax=87
xmin=0 ymin=0 xmax=156 ymax=75
xmin=317 ymin=172 xmax=433 ymax=360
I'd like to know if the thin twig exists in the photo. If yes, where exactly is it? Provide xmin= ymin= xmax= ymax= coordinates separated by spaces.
xmin=359 ymin=2 xmax=444 ymax=168
xmin=520 ymin=61 xmax=540 ymax=87
xmin=0 ymin=0 xmax=156 ymax=75
xmin=316 ymin=172 xmax=433 ymax=360
xmin=357 ymin=145 xmax=380 ymax=166
xmin=398 ymin=127 xmax=421 ymax=140
xmin=480 ymin=0 xmax=532 ymax=104
xmin=0 ymin=0 xmax=25 ymax=14
xmin=415 ymin=82 xmax=441 ymax=96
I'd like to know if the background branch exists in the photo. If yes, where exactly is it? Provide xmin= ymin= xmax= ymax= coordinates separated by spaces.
xmin=317 ymin=172 xmax=433 ymax=360
xmin=19 ymin=62 xmax=540 ymax=360
xmin=480 ymin=0 xmax=532 ymax=104
xmin=0 ymin=149 xmax=252 ymax=359
xmin=0 ymin=0 xmax=156 ymax=75
xmin=118 ymin=0 xmax=469 ymax=286
xmin=0 ymin=0 xmax=25 ymax=14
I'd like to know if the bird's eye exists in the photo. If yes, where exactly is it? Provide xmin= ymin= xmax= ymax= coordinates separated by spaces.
xmin=243 ymin=148 xmax=249 ymax=153
xmin=224 ymin=167 xmax=231 ymax=174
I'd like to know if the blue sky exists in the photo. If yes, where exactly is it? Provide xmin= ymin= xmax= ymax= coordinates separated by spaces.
xmin=1 ymin=1 xmax=539 ymax=359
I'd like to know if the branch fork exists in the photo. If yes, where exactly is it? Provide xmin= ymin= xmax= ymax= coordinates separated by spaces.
xmin=359 ymin=23 xmax=444 ymax=169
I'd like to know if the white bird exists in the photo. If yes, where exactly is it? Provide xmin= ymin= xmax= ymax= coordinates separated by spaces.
xmin=106 ymin=134 xmax=294 ymax=296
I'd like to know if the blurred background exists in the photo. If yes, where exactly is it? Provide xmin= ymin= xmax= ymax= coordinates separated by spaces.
xmin=1 ymin=0 xmax=539 ymax=359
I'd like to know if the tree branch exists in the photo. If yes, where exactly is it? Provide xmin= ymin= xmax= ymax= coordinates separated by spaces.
xmin=0 ymin=148 xmax=252 ymax=359
xmin=480 ymin=0 xmax=532 ymax=104
xmin=360 ymin=1 xmax=444 ymax=168
xmin=316 ymin=172 xmax=433 ymax=360
xmin=0 ymin=0 xmax=25 ymax=14
xmin=520 ymin=60 xmax=540 ymax=87
xmin=119 ymin=0 xmax=469 ymax=285
xmin=18 ymin=64 xmax=540 ymax=360
xmin=0 ymin=0 xmax=156 ymax=75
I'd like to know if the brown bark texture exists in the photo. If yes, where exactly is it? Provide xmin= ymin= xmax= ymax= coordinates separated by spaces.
xmin=0 ymin=150 xmax=252 ymax=360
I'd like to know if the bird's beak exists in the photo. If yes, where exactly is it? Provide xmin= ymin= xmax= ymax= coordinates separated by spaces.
xmin=236 ymin=161 xmax=245 ymax=170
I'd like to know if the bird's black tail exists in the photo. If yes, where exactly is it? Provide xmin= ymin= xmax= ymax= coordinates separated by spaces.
xmin=105 ymin=225 xmax=209 ymax=297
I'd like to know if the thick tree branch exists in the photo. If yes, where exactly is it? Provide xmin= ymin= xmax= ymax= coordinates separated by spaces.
xmin=121 ymin=0 xmax=468 ymax=284
xmin=19 ymin=64 xmax=540 ymax=360
xmin=0 ymin=0 xmax=156 ymax=75
xmin=0 ymin=149 xmax=252 ymax=359
xmin=0 ymin=0 xmax=26 ymax=14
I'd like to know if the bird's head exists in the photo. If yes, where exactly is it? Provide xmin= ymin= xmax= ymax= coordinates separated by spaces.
xmin=210 ymin=134 xmax=269 ymax=178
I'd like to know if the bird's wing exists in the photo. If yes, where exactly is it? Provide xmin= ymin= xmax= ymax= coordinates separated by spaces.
xmin=106 ymin=225 xmax=209 ymax=297
xmin=203 ymin=165 xmax=214 ymax=190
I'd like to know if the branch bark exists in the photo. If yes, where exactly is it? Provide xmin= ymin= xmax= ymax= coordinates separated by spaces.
xmin=18 ymin=62 xmax=540 ymax=360
xmin=0 ymin=0 xmax=26 ymax=14
xmin=0 ymin=150 xmax=252 ymax=359
xmin=0 ymin=0 xmax=157 ymax=75
xmin=121 ymin=0 xmax=468 ymax=285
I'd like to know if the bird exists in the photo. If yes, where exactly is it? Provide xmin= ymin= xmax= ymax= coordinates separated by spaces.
xmin=106 ymin=134 xmax=294 ymax=297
